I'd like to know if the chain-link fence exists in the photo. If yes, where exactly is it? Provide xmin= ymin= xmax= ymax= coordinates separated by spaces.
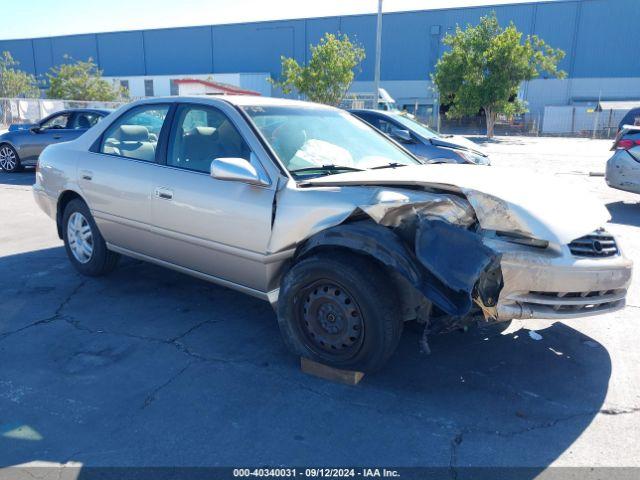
xmin=437 ymin=114 xmax=542 ymax=137
xmin=541 ymin=105 xmax=627 ymax=138
xmin=3 ymin=95 xmax=619 ymax=139
xmin=0 ymin=97 xmax=125 ymax=131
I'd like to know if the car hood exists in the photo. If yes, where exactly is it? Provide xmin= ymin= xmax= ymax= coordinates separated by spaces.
xmin=430 ymin=135 xmax=486 ymax=156
xmin=300 ymin=164 xmax=610 ymax=245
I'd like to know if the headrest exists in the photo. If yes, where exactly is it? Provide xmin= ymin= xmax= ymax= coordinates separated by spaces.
xmin=195 ymin=126 xmax=216 ymax=136
xmin=77 ymin=115 xmax=91 ymax=129
xmin=116 ymin=125 xmax=149 ymax=142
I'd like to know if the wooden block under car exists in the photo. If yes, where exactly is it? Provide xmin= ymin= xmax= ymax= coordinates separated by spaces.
xmin=300 ymin=357 xmax=365 ymax=385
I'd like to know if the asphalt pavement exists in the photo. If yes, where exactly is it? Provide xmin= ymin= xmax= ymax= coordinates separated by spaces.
xmin=0 ymin=136 xmax=639 ymax=476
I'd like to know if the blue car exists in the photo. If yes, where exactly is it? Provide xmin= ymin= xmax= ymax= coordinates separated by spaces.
xmin=618 ymin=107 xmax=640 ymax=132
xmin=350 ymin=109 xmax=490 ymax=165
xmin=0 ymin=108 xmax=110 ymax=172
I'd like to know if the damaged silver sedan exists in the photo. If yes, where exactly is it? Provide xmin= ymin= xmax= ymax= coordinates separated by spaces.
xmin=33 ymin=96 xmax=633 ymax=372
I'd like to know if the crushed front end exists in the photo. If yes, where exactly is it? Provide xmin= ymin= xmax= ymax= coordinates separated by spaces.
xmin=275 ymin=172 xmax=632 ymax=331
xmin=484 ymin=229 xmax=632 ymax=321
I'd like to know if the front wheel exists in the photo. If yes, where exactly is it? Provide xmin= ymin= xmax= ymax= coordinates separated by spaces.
xmin=0 ymin=144 xmax=21 ymax=172
xmin=277 ymin=253 xmax=403 ymax=373
xmin=62 ymin=198 xmax=120 ymax=276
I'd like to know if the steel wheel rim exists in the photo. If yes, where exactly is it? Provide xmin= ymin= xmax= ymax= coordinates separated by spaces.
xmin=299 ymin=280 xmax=365 ymax=358
xmin=67 ymin=212 xmax=94 ymax=264
xmin=0 ymin=146 xmax=16 ymax=170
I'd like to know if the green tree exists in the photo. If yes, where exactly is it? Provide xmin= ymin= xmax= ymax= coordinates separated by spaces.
xmin=432 ymin=12 xmax=566 ymax=138
xmin=46 ymin=56 xmax=127 ymax=101
xmin=0 ymin=51 xmax=40 ymax=98
xmin=272 ymin=33 xmax=365 ymax=106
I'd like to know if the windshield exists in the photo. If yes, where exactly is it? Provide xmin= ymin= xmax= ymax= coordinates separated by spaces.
xmin=242 ymin=105 xmax=422 ymax=177
xmin=390 ymin=113 xmax=439 ymax=139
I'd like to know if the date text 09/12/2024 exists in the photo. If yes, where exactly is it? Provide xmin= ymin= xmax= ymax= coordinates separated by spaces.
xmin=233 ymin=468 xmax=400 ymax=478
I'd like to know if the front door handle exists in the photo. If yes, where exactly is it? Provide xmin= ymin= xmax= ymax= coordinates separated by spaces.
xmin=80 ymin=170 xmax=93 ymax=181
xmin=155 ymin=187 xmax=173 ymax=200
xmin=53 ymin=135 xmax=62 ymax=139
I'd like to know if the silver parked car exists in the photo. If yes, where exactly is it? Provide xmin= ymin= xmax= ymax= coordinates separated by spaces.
xmin=350 ymin=109 xmax=490 ymax=165
xmin=606 ymin=125 xmax=640 ymax=194
xmin=33 ymin=97 xmax=632 ymax=372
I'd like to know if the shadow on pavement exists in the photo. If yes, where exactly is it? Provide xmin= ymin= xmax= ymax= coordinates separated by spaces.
xmin=0 ymin=246 xmax=611 ymax=474
xmin=606 ymin=200 xmax=640 ymax=227
xmin=0 ymin=170 xmax=35 ymax=186
xmin=467 ymin=137 xmax=526 ymax=146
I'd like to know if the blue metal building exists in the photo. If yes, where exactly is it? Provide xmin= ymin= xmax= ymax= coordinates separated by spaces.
xmin=0 ymin=0 xmax=638 ymax=118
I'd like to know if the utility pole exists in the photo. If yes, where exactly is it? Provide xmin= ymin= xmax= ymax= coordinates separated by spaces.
xmin=373 ymin=0 xmax=383 ymax=109
xmin=592 ymin=90 xmax=601 ymax=139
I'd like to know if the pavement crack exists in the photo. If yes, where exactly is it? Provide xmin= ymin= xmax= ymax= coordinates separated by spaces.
xmin=62 ymin=316 xmax=251 ymax=368
xmin=449 ymin=432 xmax=463 ymax=480
xmin=168 ymin=318 xmax=217 ymax=343
xmin=469 ymin=405 xmax=640 ymax=440
xmin=142 ymin=361 xmax=193 ymax=408
xmin=0 ymin=280 xmax=86 ymax=340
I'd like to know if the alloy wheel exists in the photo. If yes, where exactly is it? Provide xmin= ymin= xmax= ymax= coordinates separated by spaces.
xmin=0 ymin=146 xmax=17 ymax=171
xmin=67 ymin=212 xmax=94 ymax=264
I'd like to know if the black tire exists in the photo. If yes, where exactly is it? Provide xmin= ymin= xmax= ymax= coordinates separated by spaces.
xmin=0 ymin=144 xmax=22 ymax=172
xmin=277 ymin=252 xmax=403 ymax=373
xmin=62 ymin=198 xmax=120 ymax=276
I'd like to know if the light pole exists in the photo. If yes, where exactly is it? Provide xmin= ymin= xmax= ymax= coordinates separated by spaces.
xmin=373 ymin=0 xmax=383 ymax=108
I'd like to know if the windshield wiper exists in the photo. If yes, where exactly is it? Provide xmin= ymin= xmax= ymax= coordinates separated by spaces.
xmin=290 ymin=164 xmax=365 ymax=175
xmin=370 ymin=162 xmax=409 ymax=170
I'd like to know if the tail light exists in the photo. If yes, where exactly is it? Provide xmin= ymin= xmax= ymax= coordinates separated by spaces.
xmin=614 ymin=138 xmax=640 ymax=150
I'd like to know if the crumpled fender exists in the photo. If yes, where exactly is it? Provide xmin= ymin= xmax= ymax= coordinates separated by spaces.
xmin=297 ymin=220 xmax=423 ymax=285
xmin=297 ymin=219 xmax=502 ymax=317
xmin=414 ymin=219 xmax=502 ymax=316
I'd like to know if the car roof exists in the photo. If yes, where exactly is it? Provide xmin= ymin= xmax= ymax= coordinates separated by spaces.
xmin=349 ymin=109 xmax=395 ymax=117
xmin=222 ymin=95 xmax=336 ymax=109
xmin=131 ymin=95 xmax=337 ymax=111
xmin=49 ymin=108 xmax=112 ymax=115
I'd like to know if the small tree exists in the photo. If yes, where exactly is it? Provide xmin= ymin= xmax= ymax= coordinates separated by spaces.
xmin=272 ymin=33 xmax=365 ymax=106
xmin=46 ymin=56 xmax=127 ymax=101
xmin=0 ymin=51 xmax=40 ymax=98
xmin=432 ymin=13 xmax=566 ymax=138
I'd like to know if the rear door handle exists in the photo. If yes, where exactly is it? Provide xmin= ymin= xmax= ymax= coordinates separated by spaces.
xmin=155 ymin=187 xmax=173 ymax=200
xmin=80 ymin=170 xmax=93 ymax=181
xmin=53 ymin=135 xmax=62 ymax=139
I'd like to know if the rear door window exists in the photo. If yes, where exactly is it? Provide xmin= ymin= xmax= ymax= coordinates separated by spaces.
xmin=100 ymin=105 xmax=170 ymax=162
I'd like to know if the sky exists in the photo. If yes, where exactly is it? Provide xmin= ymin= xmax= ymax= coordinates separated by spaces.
xmin=0 ymin=0 xmax=554 ymax=40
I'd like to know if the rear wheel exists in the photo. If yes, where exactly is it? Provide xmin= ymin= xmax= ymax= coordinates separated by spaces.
xmin=0 ymin=144 xmax=21 ymax=172
xmin=277 ymin=253 xmax=403 ymax=373
xmin=62 ymin=199 xmax=120 ymax=276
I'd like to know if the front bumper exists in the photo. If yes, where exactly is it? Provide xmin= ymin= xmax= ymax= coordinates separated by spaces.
xmin=485 ymin=239 xmax=632 ymax=321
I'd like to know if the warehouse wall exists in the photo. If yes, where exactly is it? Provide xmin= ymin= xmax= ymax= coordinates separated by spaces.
xmin=1 ymin=0 xmax=638 ymax=81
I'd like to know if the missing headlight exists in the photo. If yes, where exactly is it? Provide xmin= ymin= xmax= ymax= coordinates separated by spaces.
xmin=495 ymin=231 xmax=549 ymax=249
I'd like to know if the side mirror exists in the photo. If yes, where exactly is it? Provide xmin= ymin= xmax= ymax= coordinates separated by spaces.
xmin=390 ymin=128 xmax=413 ymax=143
xmin=30 ymin=125 xmax=43 ymax=134
xmin=210 ymin=156 xmax=269 ymax=186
